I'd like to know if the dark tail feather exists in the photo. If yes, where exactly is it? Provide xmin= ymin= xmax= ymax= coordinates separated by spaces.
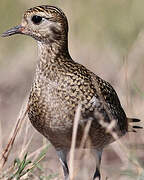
xmin=133 ymin=125 xmax=143 ymax=129
xmin=129 ymin=118 xmax=141 ymax=122
xmin=128 ymin=118 xmax=143 ymax=132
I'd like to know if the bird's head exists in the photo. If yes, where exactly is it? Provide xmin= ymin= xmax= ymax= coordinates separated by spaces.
xmin=2 ymin=5 xmax=69 ymax=44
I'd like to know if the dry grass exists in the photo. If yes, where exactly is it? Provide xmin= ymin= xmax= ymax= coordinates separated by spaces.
xmin=0 ymin=97 xmax=29 ymax=170
xmin=0 ymin=1 xmax=144 ymax=180
xmin=69 ymin=104 xmax=81 ymax=180
xmin=0 ymin=80 xmax=143 ymax=180
xmin=0 ymin=76 xmax=143 ymax=180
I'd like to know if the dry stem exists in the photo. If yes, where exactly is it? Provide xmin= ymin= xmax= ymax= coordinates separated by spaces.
xmin=69 ymin=104 xmax=81 ymax=180
xmin=0 ymin=98 xmax=29 ymax=171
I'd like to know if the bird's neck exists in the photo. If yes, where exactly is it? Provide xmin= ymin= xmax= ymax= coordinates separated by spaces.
xmin=36 ymin=40 xmax=71 ymax=77
xmin=38 ymin=40 xmax=70 ymax=64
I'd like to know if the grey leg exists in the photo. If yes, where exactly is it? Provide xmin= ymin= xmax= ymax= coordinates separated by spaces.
xmin=56 ymin=150 xmax=69 ymax=180
xmin=92 ymin=150 xmax=103 ymax=180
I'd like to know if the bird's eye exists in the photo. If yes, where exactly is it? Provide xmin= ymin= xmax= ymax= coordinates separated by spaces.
xmin=31 ymin=15 xmax=42 ymax=25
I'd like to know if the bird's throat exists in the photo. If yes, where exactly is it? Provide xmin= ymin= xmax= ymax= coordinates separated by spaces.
xmin=36 ymin=40 xmax=71 ymax=77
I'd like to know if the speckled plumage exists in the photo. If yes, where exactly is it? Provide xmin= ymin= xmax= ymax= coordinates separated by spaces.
xmin=26 ymin=6 xmax=128 ymax=150
xmin=2 ymin=5 xmax=141 ymax=180
xmin=28 ymin=48 xmax=127 ymax=150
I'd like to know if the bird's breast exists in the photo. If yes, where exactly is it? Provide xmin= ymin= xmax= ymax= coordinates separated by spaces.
xmin=27 ymin=73 xmax=96 ymax=134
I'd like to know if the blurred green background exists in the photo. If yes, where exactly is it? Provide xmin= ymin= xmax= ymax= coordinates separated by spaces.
xmin=1 ymin=0 xmax=144 ymax=54
xmin=0 ymin=0 xmax=144 ymax=179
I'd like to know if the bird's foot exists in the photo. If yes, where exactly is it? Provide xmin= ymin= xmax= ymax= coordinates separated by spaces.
xmin=93 ymin=167 xmax=101 ymax=180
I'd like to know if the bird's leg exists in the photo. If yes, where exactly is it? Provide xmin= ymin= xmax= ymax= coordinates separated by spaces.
xmin=92 ymin=149 xmax=103 ymax=180
xmin=56 ymin=150 xmax=69 ymax=180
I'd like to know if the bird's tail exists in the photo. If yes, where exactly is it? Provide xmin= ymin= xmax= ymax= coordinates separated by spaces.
xmin=128 ymin=118 xmax=143 ymax=132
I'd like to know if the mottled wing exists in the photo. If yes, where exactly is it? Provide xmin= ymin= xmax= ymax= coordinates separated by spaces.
xmin=91 ymin=75 xmax=128 ymax=133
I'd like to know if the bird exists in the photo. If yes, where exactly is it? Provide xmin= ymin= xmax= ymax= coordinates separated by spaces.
xmin=2 ymin=5 xmax=142 ymax=180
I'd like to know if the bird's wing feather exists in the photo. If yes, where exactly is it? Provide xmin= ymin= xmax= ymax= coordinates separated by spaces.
xmin=85 ymin=71 xmax=128 ymax=133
